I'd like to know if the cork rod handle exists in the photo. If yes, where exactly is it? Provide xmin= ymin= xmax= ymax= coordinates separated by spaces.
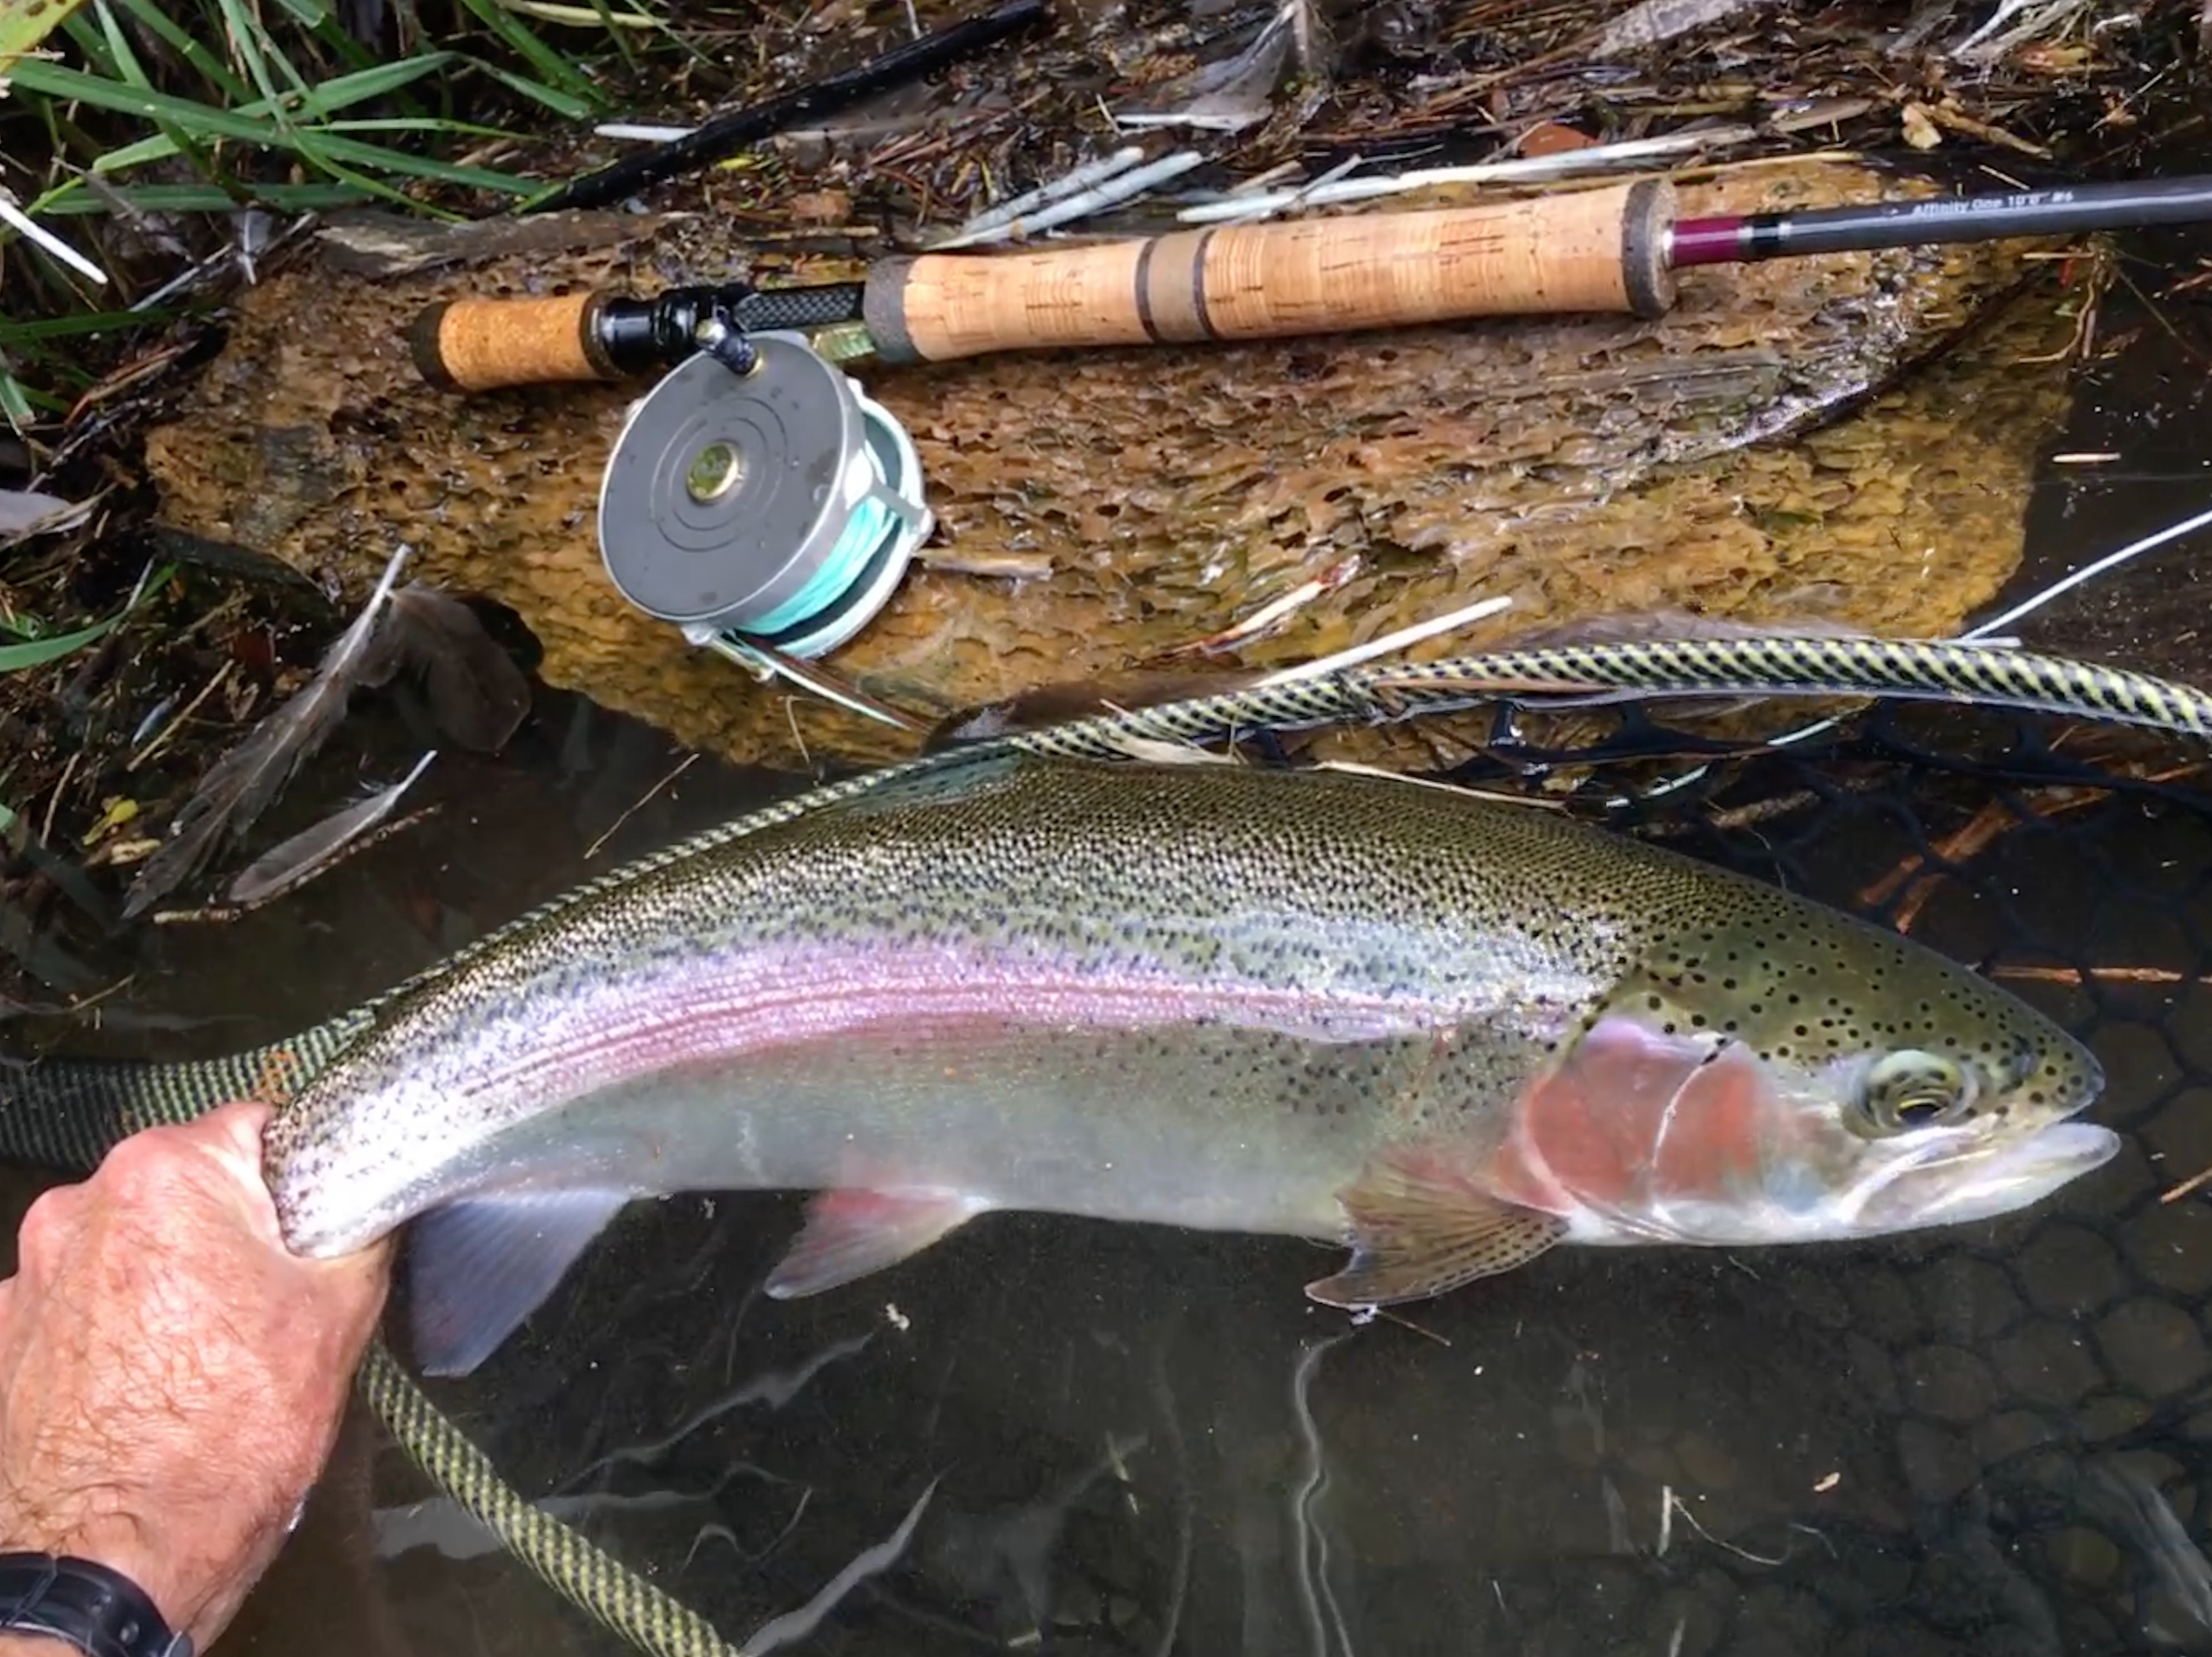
xmin=864 ymin=178 xmax=1677 ymax=365
xmin=404 ymin=179 xmax=1678 ymax=389
xmin=407 ymin=292 xmax=619 ymax=393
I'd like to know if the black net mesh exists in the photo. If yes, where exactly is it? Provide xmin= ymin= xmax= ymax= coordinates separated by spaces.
xmin=361 ymin=699 xmax=2212 ymax=1657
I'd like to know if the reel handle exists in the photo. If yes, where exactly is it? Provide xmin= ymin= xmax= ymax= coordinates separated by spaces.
xmin=404 ymin=179 xmax=1676 ymax=391
xmin=866 ymin=178 xmax=1675 ymax=364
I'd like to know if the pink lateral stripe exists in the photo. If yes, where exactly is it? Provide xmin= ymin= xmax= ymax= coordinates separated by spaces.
xmin=478 ymin=946 xmax=1478 ymax=1105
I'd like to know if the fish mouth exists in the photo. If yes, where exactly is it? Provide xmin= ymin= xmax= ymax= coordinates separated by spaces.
xmin=1877 ymin=1120 xmax=2122 ymax=1229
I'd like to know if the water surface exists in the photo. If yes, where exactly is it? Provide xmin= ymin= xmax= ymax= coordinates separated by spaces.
xmin=10 ymin=219 xmax=2212 ymax=1657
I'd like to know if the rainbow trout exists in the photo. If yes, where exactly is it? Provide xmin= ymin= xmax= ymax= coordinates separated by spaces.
xmin=12 ymin=754 xmax=2117 ymax=1377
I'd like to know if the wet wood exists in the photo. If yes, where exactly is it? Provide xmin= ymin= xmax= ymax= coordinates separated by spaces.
xmin=145 ymin=151 xmax=2072 ymax=775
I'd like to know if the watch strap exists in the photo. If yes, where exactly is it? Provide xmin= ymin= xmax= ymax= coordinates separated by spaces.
xmin=0 ymin=1553 xmax=191 ymax=1657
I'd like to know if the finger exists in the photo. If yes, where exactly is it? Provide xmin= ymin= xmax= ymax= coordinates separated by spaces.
xmin=191 ymin=1104 xmax=399 ymax=1293
xmin=115 ymin=1103 xmax=396 ymax=1323
xmin=10 ymin=1178 xmax=89 ymax=1283
xmin=145 ymin=1101 xmax=289 ymax=1246
xmin=186 ymin=1099 xmax=277 ymax=1201
xmin=196 ymin=1097 xmax=275 ymax=1164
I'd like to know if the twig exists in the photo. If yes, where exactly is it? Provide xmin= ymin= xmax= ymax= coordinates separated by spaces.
xmin=1662 ymin=1487 xmax=1787 ymax=1566
xmin=1993 ymin=965 xmax=2205 ymax=985
xmin=1253 ymin=592 xmax=1514 ymax=687
xmin=1966 ymin=501 xmax=2212 ymax=639
xmin=583 ymin=752 xmax=699 ymax=861
xmin=1176 ymin=125 xmax=1772 ymax=223
xmin=59 ymin=971 xmax=138 ymax=1033
xmin=1155 ymin=555 xmax=1363 ymax=659
xmin=38 ymin=747 xmax=82 ymax=848
xmin=783 ymin=696 xmax=813 ymax=777
xmin=1918 ymin=99 xmax=2053 ymax=158
xmin=1704 ymin=786 xmax=1823 ymax=832
xmin=149 ymin=804 xmax=440 ymax=925
xmin=1201 ymin=153 xmax=1369 ymax=227
xmin=2161 ymin=1162 xmax=2212 ymax=1205
xmin=1862 ymin=755 xmax=2199 ymax=932
xmin=128 ymin=659 xmax=236 ymax=772
xmin=0 ymin=188 xmax=108 ymax=286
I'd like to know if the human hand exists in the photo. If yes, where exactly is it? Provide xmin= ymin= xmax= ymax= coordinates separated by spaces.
xmin=0 ymin=1101 xmax=391 ymax=1650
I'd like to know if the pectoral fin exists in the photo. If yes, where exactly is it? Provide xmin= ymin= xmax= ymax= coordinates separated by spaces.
xmin=766 ymin=1187 xmax=992 ymax=1300
xmin=1308 ymin=1148 xmax=1567 ymax=1308
xmin=408 ymin=1188 xmax=633 ymax=1377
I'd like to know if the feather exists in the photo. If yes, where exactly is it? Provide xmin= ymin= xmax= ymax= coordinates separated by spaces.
xmin=365 ymin=585 xmax=531 ymax=752
xmin=225 ymin=750 xmax=437 ymax=909
xmin=124 ymin=548 xmax=411 ymax=918
xmin=0 ymin=487 xmax=82 ymax=538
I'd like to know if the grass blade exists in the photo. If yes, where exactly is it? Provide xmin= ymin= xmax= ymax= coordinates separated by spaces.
xmin=10 ymin=58 xmax=304 ymax=145
xmin=0 ymin=0 xmax=93 ymax=72
xmin=82 ymin=0 xmax=218 ymax=178
xmin=0 ymin=614 xmax=123 ymax=672
xmin=0 ymin=562 xmax=174 ymax=675
xmin=452 ymin=0 xmax=605 ymax=106
xmin=456 ymin=57 xmax=596 ymax=120
xmin=27 ymin=181 xmax=373 ymax=213
xmin=213 ymin=0 xmax=297 ymax=116
xmin=0 ymin=308 xmax=173 ymax=344
xmin=0 ymin=351 xmax=38 ymax=434
xmin=100 ymin=0 xmax=249 ymax=101
xmin=11 ymin=62 xmax=542 ymax=193
xmin=93 ymin=52 xmax=461 ymax=171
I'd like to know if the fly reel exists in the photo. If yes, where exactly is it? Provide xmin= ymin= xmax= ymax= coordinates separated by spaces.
xmin=597 ymin=330 xmax=934 ymax=668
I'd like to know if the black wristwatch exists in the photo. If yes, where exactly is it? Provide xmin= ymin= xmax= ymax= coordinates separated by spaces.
xmin=0 ymin=1554 xmax=191 ymax=1657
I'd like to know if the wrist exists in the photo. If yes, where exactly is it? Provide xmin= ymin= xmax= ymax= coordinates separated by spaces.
xmin=0 ymin=1522 xmax=195 ymax=1644
xmin=0 ymin=1553 xmax=192 ymax=1657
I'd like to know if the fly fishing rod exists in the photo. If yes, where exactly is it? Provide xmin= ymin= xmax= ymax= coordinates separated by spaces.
xmin=406 ymin=166 xmax=2212 ymax=709
xmin=407 ymin=170 xmax=2212 ymax=392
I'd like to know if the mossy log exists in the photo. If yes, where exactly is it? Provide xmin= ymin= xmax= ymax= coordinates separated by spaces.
xmin=145 ymin=155 xmax=2073 ymax=774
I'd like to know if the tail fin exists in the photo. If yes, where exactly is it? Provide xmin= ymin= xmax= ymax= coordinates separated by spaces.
xmin=0 ymin=1010 xmax=371 ymax=1176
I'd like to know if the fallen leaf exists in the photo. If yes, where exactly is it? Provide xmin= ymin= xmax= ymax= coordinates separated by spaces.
xmin=1519 ymin=121 xmax=1597 ymax=158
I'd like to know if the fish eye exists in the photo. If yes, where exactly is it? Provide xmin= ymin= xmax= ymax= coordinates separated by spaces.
xmin=1853 ymin=1050 xmax=1978 ymax=1136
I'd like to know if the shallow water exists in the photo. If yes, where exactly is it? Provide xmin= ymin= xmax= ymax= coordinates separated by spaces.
xmin=10 ymin=231 xmax=2212 ymax=1657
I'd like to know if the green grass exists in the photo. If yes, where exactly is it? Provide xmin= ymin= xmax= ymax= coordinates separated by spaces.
xmin=0 ymin=0 xmax=680 ymax=430
xmin=0 ymin=608 xmax=128 ymax=670
xmin=0 ymin=559 xmax=172 ymax=672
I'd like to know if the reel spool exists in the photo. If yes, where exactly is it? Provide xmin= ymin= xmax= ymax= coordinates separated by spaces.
xmin=597 ymin=331 xmax=933 ymax=664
